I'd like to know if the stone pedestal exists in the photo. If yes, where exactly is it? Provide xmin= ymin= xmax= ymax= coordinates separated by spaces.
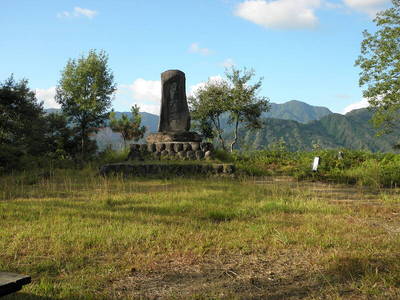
xmin=146 ymin=131 xmax=202 ymax=143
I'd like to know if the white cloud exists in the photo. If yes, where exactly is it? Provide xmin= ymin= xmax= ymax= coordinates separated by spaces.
xmin=343 ymin=0 xmax=390 ymax=16
xmin=234 ymin=0 xmax=321 ymax=29
xmin=221 ymin=58 xmax=235 ymax=68
xmin=35 ymin=87 xmax=60 ymax=109
xmin=117 ymin=79 xmax=161 ymax=115
xmin=189 ymin=43 xmax=212 ymax=56
xmin=116 ymin=76 xmax=226 ymax=114
xmin=137 ymin=104 xmax=161 ymax=115
xmin=189 ymin=75 xmax=224 ymax=96
xmin=343 ymin=98 xmax=369 ymax=114
xmin=57 ymin=7 xmax=98 ymax=19
xmin=120 ymin=79 xmax=161 ymax=103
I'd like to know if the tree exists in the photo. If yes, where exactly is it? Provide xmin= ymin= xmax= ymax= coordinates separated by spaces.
xmin=225 ymin=68 xmax=270 ymax=151
xmin=0 ymin=75 xmax=47 ymax=170
xmin=355 ymin=0 xmax=400 ymax=133
xmin=109 ymin=105 xmax=146 ymax=148
xmin=188 ymin=79 xmax=231 ymax=150
xmin=55 ymin=49 xmax=116 ymax=159
xmin=189 ymin=67 xmax=270 ymax=152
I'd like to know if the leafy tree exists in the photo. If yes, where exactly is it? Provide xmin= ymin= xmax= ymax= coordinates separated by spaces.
xmin=355 ymin=0 xmax=400 ymax=133
xmin=226 ymin=68 xmax=270 ymax=151
xmin=43 ymin=113 xmax=77 ymax=160
xmin=109 ymin=105 xmax=146 ymax=148
xmin=189 ymin=80 xmax=231 ymax=150
xmin=55 ymin=49 xmax=116 ymax=159
xmin=0 ymin=75 xmax=47 ymax=170
xmin=189 ymin=68 xmax=270 ymax=152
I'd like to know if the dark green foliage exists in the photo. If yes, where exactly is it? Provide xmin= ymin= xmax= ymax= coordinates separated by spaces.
xmin=0 ymin=76 xmax=47 ymax=171
xmin=189 ymin=67 xmax=270 ymax=151
xmin=109 ymin=105 xmax=146 ymax=148
xmin=224 ymin=148 xmax=400 ymax=188
xmin=239 ymin=108 xmax=400 ymax=152
xmin=56 ymin=49 xmax=116 ymax=159
xmin=43 ymin=113 xmax=81 ymax=160
xmin=355 ymin=0 xmax=400 ymax=133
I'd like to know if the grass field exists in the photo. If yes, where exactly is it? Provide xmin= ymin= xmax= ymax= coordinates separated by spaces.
xmin=1 ymin=169 xmax=400 ymax=299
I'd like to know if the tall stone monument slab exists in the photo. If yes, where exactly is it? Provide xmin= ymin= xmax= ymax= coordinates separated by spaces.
xmin=146 ymin=69 xmax=201 ymax=143
xmin=158 ymin=70 xmax=190 ymax=132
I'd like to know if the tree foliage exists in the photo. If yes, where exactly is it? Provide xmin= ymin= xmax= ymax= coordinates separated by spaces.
xmin=56 ymin=49 xmax=116 ymax=158
xmin=189 ymin=80 xmax=231 ymax=149
xmin=189 ymin=67 xmax=270 ymax=151
xmin=355 ymin=0 xmax=400 ymax=133
xmin=109 ymin=105 xmax=146 ymax=148
xmin=0 ymin=76 xmax=47 ymax=170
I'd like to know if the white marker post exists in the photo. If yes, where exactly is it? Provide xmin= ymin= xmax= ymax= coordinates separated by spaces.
xmin=312 ymin=157 xmax=320 ymax=172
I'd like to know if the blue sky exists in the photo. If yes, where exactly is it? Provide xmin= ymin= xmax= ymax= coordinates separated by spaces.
xmin=0 ymin=0 xmax=391 ymax=115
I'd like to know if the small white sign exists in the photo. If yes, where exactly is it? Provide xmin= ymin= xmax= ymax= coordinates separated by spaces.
xmin=312 ymin=157 xmax=320 ymax=172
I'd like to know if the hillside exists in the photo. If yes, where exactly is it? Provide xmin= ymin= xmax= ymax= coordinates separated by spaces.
xmin=239 ymin=108 xmax=399 ymax=152
xmin=264 ymin=100 xmax=332 ymax=123
xmin=45 ymin=103 xmax=399 ymax=152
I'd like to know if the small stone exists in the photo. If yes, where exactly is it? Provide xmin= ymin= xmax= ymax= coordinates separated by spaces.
xmin=168 ymin=150 xmax=176 ymax=158
xmin=190 ymin=142 xmax=200 ymax=151
xmin=156 ymin=143 xmax=166 ymax=152
xmin=174 ymin=143 xmax=183 ymax=152
xmin=186 ymin=150 xmax=195 ymax=160
xmin=165 ymin=143 xmax=174 ymax=152
xmin=177 ymin=151 xmax=187 ymax=159
xmin=195 ymin=150 xmax=204 ymax=160
xmin=183 ymin=142 xmax=192 ymax=151
xmin=147 ymin=143 xmax=156 ymax=152
xmin=204 ymin=150 xmax=213 ymax=160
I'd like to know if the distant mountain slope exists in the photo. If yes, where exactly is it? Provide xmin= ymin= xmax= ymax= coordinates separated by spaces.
xmin=264 ymin=100 xmax=332 ymax=123
xmin=45 ymin=104 xmax=399 ymax=152
xmin=239 ymin=108 xmax=399 ymax=152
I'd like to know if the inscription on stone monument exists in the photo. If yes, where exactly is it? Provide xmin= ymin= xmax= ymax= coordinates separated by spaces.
xmin=158 ymin=70 xmax=190 ymax=132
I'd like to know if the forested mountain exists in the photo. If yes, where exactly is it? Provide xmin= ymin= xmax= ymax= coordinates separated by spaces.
xmin=239 ymin=108 xmax=399 ymax=152
xmin=264 ymin=100 xmax=332 ymax=123
xmin=45 ymin=102 xmax=399 ymax=152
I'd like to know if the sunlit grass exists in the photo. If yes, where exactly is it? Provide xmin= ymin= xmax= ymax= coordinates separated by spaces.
xmin=1 ymin=169 xmax=399 ymax=299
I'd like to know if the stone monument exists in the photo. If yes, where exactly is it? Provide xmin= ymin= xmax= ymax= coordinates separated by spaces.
xmin=146 ymin=70 xmax=202 ymax=143
xmin=126 ymin=69 xmax=214 ymax=161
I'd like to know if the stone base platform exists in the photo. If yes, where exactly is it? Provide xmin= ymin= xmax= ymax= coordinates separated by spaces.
xmin=128 ymin=142 xmax=214 ymax=161
xmin=146 ymin=131 xmax=202 ymax=143
xmin=100 ymin=163 xmax=235 ymax=177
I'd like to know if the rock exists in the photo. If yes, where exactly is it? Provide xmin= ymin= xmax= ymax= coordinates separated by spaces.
xmin=186 ymin=150 xmax=195 ymax=160
xmin=195 ymin=150 xmax=204 ymax=160
xmin=165 ymin=143 xmax=174 ymax=152
xmin=190 ymin=142 xmax=200 ymax=151
xmin=158 ymin=70 xmax=190 ymax=132
xmin=174 ymin=142 xmax=183 ymax=152
xmin=156 ymin=143 xmax=166 ymax=152
xmin=177 ymin=151 xmax=187 ymax=159
xmin=147 ymin=143 xmax=156 ymax=152
xmin=204 ymin=150 xmax=213 ymax=160
xmin=201 ymin=142 xmax=214 ymax=152
xmin=168 ymin=150 xmax=176 ymax=158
